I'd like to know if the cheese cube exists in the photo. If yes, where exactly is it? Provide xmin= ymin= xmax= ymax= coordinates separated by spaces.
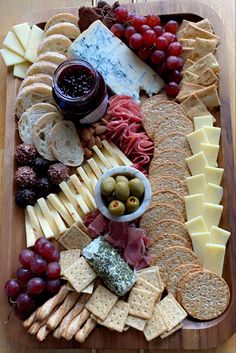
xmin=186 ymin=151 xmax=209 ymax=175
xmin=200 ymin=143 xmax=219 ymax=166
xmin=185 ymin=216 xmax=208 ymax=236
xmin=202 ymin=202 xmax=223 ymax=230
xmin=190 ymin=232 xmax=210 ymax=265
xmin=186 ymin=129 xmax=209 ymax=154
xmin=205 ymin=166 xmax=224 ymax=185
xmin=24 ymin=25 xmax=44 ymax=63
xmin=12 ymin=22 xmax=31 ymax=50
xmin=13 ymin=61 xmax=31 ymax=79
xmin=193 ymin=115 xmax=213 ymax=130
xmin=203 ymin=127 xmax=221 ymax=145
xmin=184 ymin=194 xmax=204 ymax=221
xmin=203 ymin=243 xmax=226 ymax=276
xmin=3 ymin=31 xmax=25 ymax=57
xmin=0 ymin=48 xmax=25 ymax=66
xmin=204 ymin=183 xmax=223 ymax=204
xmin=209 ymin=226 xmax=230 ymax=245
xmin=186 ymin=174 xmax=207 ymax=194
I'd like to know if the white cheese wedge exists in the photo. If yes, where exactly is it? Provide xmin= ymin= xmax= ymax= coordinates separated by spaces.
xmin=101 ymin=147 xmax=119 ymax=168
xmin=26 ymin=205 xmax=43 ymax=237
xmin=190 ymin=232 xmax=210 ymax=265
xmin=184 ymin=194 xmax=204 ymax=220
xmin=3 ymin=31 xmax=25 ymax=57
xmin=77 ymin=166 xmax=94 ymax=194
xmin=203 ymin=243 xmax=225 ymax=276
xmin=87 ymin=158 xmax=103 ymax=178
xmin=185 ymin=216 xmax=208 ymax=236
xmin=92 ymin=145 xmax=112 ymax=169
xmin=13 ymin=61 xmax=31 ymax=79
xmin=202 ymin=202 xmax=223 ymax=230
xmin=186 ymin=174 xmax=207 ymax=194
xmin=186 ymin=151 xmax=209 ymax=175
xmin=203 ymin=127 xmax=221 ymax=145
xmin=200 ymin=143 xmax=219 ymax=167
xmin=58 ymin=192 xmax=83 ymax=223
xmin=108 ymin=141 xmax=132 ymax=166
xmin=205 ymin=166 xmax=224 ymax=185
xmin=24 ymin=25 xmax=45 ymax=63
xmin=34 ymin=203 xmax=54 ymax=239
xmin=75 ymin=194 xmax=90 ymax=215
xmin=70 ymin=174 xmax=96 ymax=211
xmin=12 ymin=22 xmax=31 ymax=50
xmin=0 ymin=48 xmax=25 ymax=66
xmin=37 ymin=198 xmax=59 ymax=234
xmin=47 ymin=193 xmax=74 ymax=226
xmin=209 ymin=225 xmax=230 ymax=245
xmin=59 ymin=181 xmax=77 ymax=208
xmin=83 ymin=164 xmax=98 ymax=191
xmin=193 ymin=115 xmax=213 ymax=130
xmin=46 ymin=200 xmax=68 ymax=235
xmin=204 ymin=183 xmax=223 ymax=204
xmin=25 ymin=210 xmax=37 ymax=248
xmin=186 ymin=129 xmax=209 ymax=154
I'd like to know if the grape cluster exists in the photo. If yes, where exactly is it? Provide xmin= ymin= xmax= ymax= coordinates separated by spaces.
xmin=111 ymin=6 xmax=183 ymax=97
xmin=4 ymin=238 xmax=61 ymax=314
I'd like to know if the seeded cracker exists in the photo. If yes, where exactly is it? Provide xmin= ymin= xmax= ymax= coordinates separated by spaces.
xmin=135 ymin=277 xmax=162 ymax=300
xmin=154 ymin=113 xmax=193 ymax=142
xmin=156 ymin=132 xmax=192 ymax=156
xmin=128 ymin=288 xmax=156 ymax=319
xmin=138 ymin=266 xmax=164 ymax=291
xmin=157 ymin=294 xmax=187 ymax=331
xmin=148 ymin=234 xmax=191 ymax=258
xmin=143 ymin=304 xmax=167 ymax=341
xmin=150 ymin=190 xmax=186 ymax=217
xmin=60 ymin=249 xmax=81 ymax=275
xmin=59 ymin=224 xmax=91 ymax=250
xmin=85 ymin=285 xmax=118 ymax=321
xmin=150 ymin=176 xmax=188 ymax=197
xmin=155 ymin=219 xmax=191 ymax=242
xmin=126 ymin=315 xmax=146 ymax=331
xmin=97 ymin=300 xmax=130 ymax=332
xmin=152 ymin=148 xmax=189 ymax=169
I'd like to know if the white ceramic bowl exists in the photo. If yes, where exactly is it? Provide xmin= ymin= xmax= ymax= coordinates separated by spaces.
xmin=95 ymin=166 xmax=152 ymax=222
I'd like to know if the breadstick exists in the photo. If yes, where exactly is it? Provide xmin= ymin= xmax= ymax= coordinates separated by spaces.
xmin=62 ymin=308 xmax=90 ymax=341
xmin=28 ymin=307 xmax=58 ymax=335
xmin=74 ymin=317 xmax=97 ymax=343
xmin=47 ymin=292 xmax=79 ymax=330
xmin=36 ymin=285 xmax=69 ymax=321
xmin=36 ymin=324 xmax=50 ymax=341
xmin=23 ymin=308 xmax=38 ymax=328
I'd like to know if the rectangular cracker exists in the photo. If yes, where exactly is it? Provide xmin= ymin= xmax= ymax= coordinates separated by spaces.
xmin=160 ymin=323 xmax=182 ymax=338
xmin=192 ymin=84 xmax=220 ymax=108
xmin=179 ymin=38 xmax=196 ymax=48
xmin=60 ymin=249 xmax=81 ymax=275
xmin=59 ymin=224 xmax=91 ymax=250
xmin=181 ymin=47 xmax=194 ymax=61
xmin=126 ymin=315 xmax=146 ymax=331
xmin=185 ymin=53 xmax=220 ymax=76
xmin=196 ymin=68 xmax=218 ymax=86
xmin=97 ymin=300 xmax=130 ymax=332
xmin=143 ymin=304 xmax=167 ymax=341
xmin=176 ymin=82 xmax=204 ymax=101
xmin=179 ymin=22 xmax=219 ymax=41
xmin=193 ymin=37 xmax=217 ymax=60
xmin=135 ymin=277 xmax=162 ymax=300
xmin=138 ymin=266 xmax=164 ymax=291
xmin=179 ymin=19 xmax=213 ymax=34
xmin=180 ymin=94 xmax=215 ymax=122
xmin=128 ymin=287 xmax=156 ymax=319
xmin=182 ymin=71 xmax=198 ymax=84
xmin=85 ymin=285 xmax=118 ymax=321
xmin=157 ymin=294 xmax=187 ymax=331
xmin=63 ymin=257 xmax=97 ymax=293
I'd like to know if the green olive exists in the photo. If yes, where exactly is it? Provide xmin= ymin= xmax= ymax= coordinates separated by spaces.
xmin=129 ymin=178 xmax=145 ymax=197
xmin=126 ymin=196 xmax=140 ymax=213
xmin=114 ymin=181 xmax=130 ymax=202
xmin=108 ymin=200 xmax=125 ymax=216
xmin=101 ymin=177 xmax=116 ymax=196
xmin=116 ymin=175 xmax=129 ymax=184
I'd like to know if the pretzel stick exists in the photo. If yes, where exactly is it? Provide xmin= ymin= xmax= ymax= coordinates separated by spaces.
xmin=27 ymin=307 xmax=58 ymax=335
xmin=36 ymin=324 xmax=50 ymax=341
xmin=23 ymin=308 xmax=38 ymax=328
xmin=74 ymin=317 xmax=97 ymax=343
xmin=62 ymin=308 xmax=90 ymax=341
xmin=36 ymin=285 xmax=69 ymax=321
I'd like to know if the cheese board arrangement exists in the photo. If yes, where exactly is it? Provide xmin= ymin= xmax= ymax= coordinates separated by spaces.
xmin=0 ymin=0 xmax=235 ymax=350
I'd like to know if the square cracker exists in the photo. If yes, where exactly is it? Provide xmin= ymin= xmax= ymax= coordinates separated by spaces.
xmin=180 ymin=94 xmax=215 ymax=122
xmin=179 ymin=22 xmax=219 ymax=42
xmin=178 ymin=19 xmax=213 ymax=34
xmin=135 ymin=278 xmax=162 ymax=300
xmin=85 ymin=285 xmax=118 ymax=321
xmin=138 ymin=266 xmax=164 ymax=291
xmin=126 ymin=315 xmax=146 ymax=331
xmin=82 ymin=281 xmax=94 ymax=294
xmin=193 ymin=37 xmax=217 ymax=60
xmin=157 ymin=294 xmax=187 ymax=331
xmin=60 ymin=249 xmax=81 ymax=275
xmin=181 ymin=47 xmax=194 ymax=61
xmin=63 ymin=257 xmax=97 ymax=293
xmin=176 ymin=82 xmax=204 ymax=102
xmin=128 ymin=287 xmax=157 ymax=319
xmin=185 ymin=53 xmax=220 ymax=76
xmin=97 ymin=300 xmax=130 ymax=332
xmin=160 ymin=323 xmax=182 ymax=339
xmin=59 ymin=224 xmax=91 ymax=250
xmin=143 ymin=304 xmax=167 ymax=341
xmin=197 ymin=68 xmax=218 ymax=86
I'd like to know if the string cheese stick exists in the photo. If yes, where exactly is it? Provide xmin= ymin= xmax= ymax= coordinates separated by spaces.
xmin=23 ymin=308 xmax=39 ymax=328
xmin=74 ymin=317 xmax=97 ymax=343
xmin=36 ymin=324 xmax=50 ymax=341
xmin=62 ymin=308 xmax=90 ymax=341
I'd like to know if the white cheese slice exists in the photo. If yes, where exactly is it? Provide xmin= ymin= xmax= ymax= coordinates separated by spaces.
xmin=202 ymin=202 xmax=223 ymax=230
xmin=186 ymin=174 xmax=207 ymax=194
xmin=203 ymin=243 xmax=225 ymax=276
xmin=209 ymin=226 xmax=230 ymax=245
xmin=37 ymin=198 xmax=59 ymax=234
xmin=93 ymin=154 xmax=108 ymax=173
xmin=185 ymin=216 xmax=208 ymax=236
xmin=190 ymin=232 xmax=210 ymax=265
xmin=204 ymin=183 xmax=223 ymax=204
xmin=75 ymin=194 xmax=90 ymax=215
xmin=83 ymin=164 xmax=98 ymax=191
xmin=34 ymin=203 xmax=54 ymax=239
xmin=0 ymin=48 xmax=25 ymax=66
xmin=186 ymin=151 xmax=209 ymax=175
xmin=26 ymin=205 xmax=43 ymax=237
xmin=77 ymin=166 xmax=94 ymax=194
xmin=108 ymin=141 xmax=132 ymax=166
xmin=12 ymin=22 xmax=31 ymax=50
xmin=24 ymin=25 xmax=45 ymax=63
xmin=25 ymin=210 xmax=37 ymax=248
xmin=102 ymin=140 xmax=123 ymax=166
xmin=203 ymin=127 xmax=221 ymax=145
xmin=58 ymin=192 xmax=83 ymax=223
xmin=92 ymin=145 xmax=112 ymax=169
xmin=193 ymin=115 xmax=213 ymax=130
xmin=184 ymin=194 xmax=204 ymax=220
xmin=70 ymin=174 xmax=96 ymax=211
xmin=200 ymin=143 xmax=219 ymax=167
xmin=205 ymin=166 xmax=224 ymax=185
xmin=59 ymin=181 xmax=77 ymax=208
xmin=47 ymin=193 xmax=74 ymax=226
xmin=87 ymin=158 xmax=103 ymax=178
xmin=3 ymin=31 xmax=25 ymax=57
xmin=186 ymin=128 xmax=209 ymax=154
xmin=13 ymin=61 xmax=31 ymax=79
xmin=46 ymin=200 xmax=68 ymax=235
xmin=101 ymin=147 xmax=119 ymax=168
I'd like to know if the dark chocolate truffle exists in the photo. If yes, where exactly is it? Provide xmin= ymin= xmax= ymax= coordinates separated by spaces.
xmin=33 ymin=157 xmax=51 ymax=176
xmin=15 ymin=144 xmax=37 ymax=166
xmin=48 ymin=163 xmax=69 ymax=185
xmin=15 ymin=189 xmax=37 ymax=208
xmin=36 ymin=177 xmax=54 ymax=197
xmin=15 ymin=166 xmax=37 ymax=189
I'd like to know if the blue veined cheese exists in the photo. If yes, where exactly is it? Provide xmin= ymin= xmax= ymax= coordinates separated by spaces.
xmin=68 ymin=20 xmax=164 ymax=103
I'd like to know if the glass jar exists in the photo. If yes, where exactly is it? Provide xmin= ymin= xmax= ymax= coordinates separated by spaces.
xmin=52 ymin=59 xmax=108 ymax=125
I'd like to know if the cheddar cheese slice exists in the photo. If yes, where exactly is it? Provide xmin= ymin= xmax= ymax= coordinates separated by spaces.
xmin=190 ymin=232 xmax=210 ymax=265
xmin=203 ymin=243 xmax=226 ymax=276
xmin=186 ymin=151 xmax=209 ymax=175
xmin=209 ymin=225 xmax=230 ymax=245
xmin=184 ymin=194 xmax=204 ymax=220
xmin=186 ymin=174 xmax=207 ymax=194
xmin=185 ymin=216 xmax=208 ymax=236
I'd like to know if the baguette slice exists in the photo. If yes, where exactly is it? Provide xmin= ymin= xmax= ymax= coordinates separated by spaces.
xmin=15 ymin=83 xmax=54 ymax=119
xmin=26 ymin=61 xmax=58 ymax=77
xmin=44 ymin=13 xmax=78 ymax=32
xmin=20 ymin=74 xmax=52 ymax=90
xmin=38 ymin=34 xmax=72 ymax=56
xmin=45 ymin=23 xmax=80 ymax=39
xmin=33 ymin=112 xmax=63 ymax=160
xmin=36 ymin=52 xmax=67 ymax=65
xmin=18 ymin=103 xmax=58 ymax=144
xmin=50 ymin=121 xmax=84 ymax=166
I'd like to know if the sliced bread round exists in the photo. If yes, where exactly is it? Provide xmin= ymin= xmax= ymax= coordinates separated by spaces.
xmin=18 ymin=103 xmax=58 ymax=144
xmin=26 ymin=61 xmax=58 ymax=77
xmin=33 ymin=112 xmax=63 ymax=160
xmin=15 ymin=83 xmax=54 ymax=119
xmin=20 ymin=74 xmax=53 ymax=90
xmin=45 ymin=22 xmax=80 ymax=39
xmin=37 ymin=34 xmax=72 ymax=56
xmin=36 ymin=52 xmax=67 ymax=65
xmin=44 ymin=13 xmax=78 ymax=32
xmin=49 ymin=121 xmax=84 ymax=166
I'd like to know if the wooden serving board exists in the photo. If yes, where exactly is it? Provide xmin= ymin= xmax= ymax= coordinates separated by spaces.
xmin=0 ymin=0 xmax=235 ymax=350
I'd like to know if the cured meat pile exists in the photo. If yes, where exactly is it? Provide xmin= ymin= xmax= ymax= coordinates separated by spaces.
xmin=106 ymin=95 xmax=154 ymax=174
xmin=84 ymin=211 xmax=152 ymax=270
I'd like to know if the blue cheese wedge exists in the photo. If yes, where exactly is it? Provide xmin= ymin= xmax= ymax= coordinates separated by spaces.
xmin=68 ymin=20 xmax=164 ymax=103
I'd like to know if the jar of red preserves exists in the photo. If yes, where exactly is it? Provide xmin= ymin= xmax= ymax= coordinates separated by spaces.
xmin=52 ymin=59 xmax=108 ymax=124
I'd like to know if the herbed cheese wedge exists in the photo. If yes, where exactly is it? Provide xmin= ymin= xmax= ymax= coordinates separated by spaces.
xmin=3 ymin=31 xmax=25 ymax=57
xmin=24 ymin=25 xmax=45 ymax=63
xmin=12 ymin=22 xmax=31 ymax=51
xmin=203 ymin=243 xmax=226 ymax=276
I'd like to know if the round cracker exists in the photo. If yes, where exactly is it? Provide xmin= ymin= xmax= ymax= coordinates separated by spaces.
xmin=20 ymin=74 xmax=53 ymax=90
xmin=141 ymin=92 xmax=168 ymax=109
xmin=154 ymin=114 xmax=193 ymax=142
xmin=155 ymin=132 xmax=192 ymax=156
xmin=150 ymin=190 xmax=186 ymax=218
xmin=148 ymin=234 xmax=192 ymax=258
xmin=44 ymin=13 xmax=78 ymax=32
xmin=178 ymin=270 xmax=230 ymax=320
xmin=155 ymin=219 xmax=191 ymax=242
xmin=152 ymin=148 xmax=189 ymax=169
xmin=45 ymin=22 xmax=80 ymax=39
xmin=149 ymin=162 xmax=190 ymax=181
xmin=149 ymin=176 xmax=188 ymax=196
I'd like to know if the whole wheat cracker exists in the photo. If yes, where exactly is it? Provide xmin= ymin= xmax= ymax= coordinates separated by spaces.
xmin=135 ymin=277 xmax=162 ymax=299
xmin=155 ymin=132 xmax=192 ymax=156
xmin=152 ymin=148 xmax=189 ymax=168
xmin=149 ymin=190 xmax=186 ymax=217
xmin=141 ymin=91 xmax=168 ymax=110
xmin=148 ymin=234 xmax=191 ymax=259
xmin=149 ymin=162 xmax=190 ymax=181
xmin=143 ymin=304 xmax=167 ymax=341
xmin=155 ymin=219 xmax=191 ymax=242
xmin=149 ymin=176 xmax=188 ymax=197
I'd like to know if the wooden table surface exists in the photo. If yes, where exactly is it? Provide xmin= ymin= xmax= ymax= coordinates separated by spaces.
xmin=0 ymin=0 xmax=235 ymax=352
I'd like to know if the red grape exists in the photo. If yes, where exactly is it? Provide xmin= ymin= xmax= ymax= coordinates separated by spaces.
xmin=16 ymin=293 xmax=35 ymax=311
xmin=129 ymin=33 xmax=144 ymax=50
xmin=114 ymin=5 xmax=128 ymax=22
xmin=156 ymin=62 xmax=167 ymax=76
xmin=165 ymin=20 xmax=179 ymax=34
xmin=167 ymin=42 xmax=182 ymax=56
xmin=138 ymin=46 xmax=152 ymax=61
xmin=16 ymin=267 xmax=33 ymax=284
xmin=133 ymin=16 xmax=147 ymax=31
xmin=30 ymin=255 xmax=47 ymax=275
xmin=46 ymin=279 xmax=61 ymax=294
xmin=146 ymin=14 xmax=161 ymax=27
xmin=167 ymin=70 xmax=182 ymax=83
xmin=4 ymin=279 xmax=21 ymax=297
xmin=19 ymin=249 xmax=35 ymax=268
xmin=39 ymin=241 xmax=55 ymax=262
xmin=125 ymin=26 xmax=136 ymax=40
xmin=155 ymin=36 xmax=168 ymax=50
xmin=176 ymin=56 xmax=184 ymax=70
xmin=166 ymin=55 xmax=180 ymax=70
xmin=151 ymin=50 xmax=166 ymax=65
xmin=165 ymin=81 xmax=180 ymax=97
xmin=162 ymin=32 xmax=175 ymax=45
xmin=153 ymin=25 xmax=164 ymax=37
xmin=34 ymin=237 xmax=48 ymax=254
xmin=127 ymin=13 xmax=135 ymax=25
xmin=27 ymin=277 xmax=46 ymax=295
xmin=50 ymin=249 xmax=60 ymax=262
xmin=46 ymin=262 xmax=61 ymax=279
xmin=111 ymin=23 xmax=125 ymax=38
xmin=139 ymin=24 xmax=151 ymax=35
xmin=143 ymin=29 xmax=156 ymax=47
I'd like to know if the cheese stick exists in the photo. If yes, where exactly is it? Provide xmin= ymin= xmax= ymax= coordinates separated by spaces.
xmin=74 ymin=317 xmax=97 ymax=343
xmin=62 ymin=308 xmax=90 ymax=341
xmin=36 ymin=324 xmax=50 ymax=341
